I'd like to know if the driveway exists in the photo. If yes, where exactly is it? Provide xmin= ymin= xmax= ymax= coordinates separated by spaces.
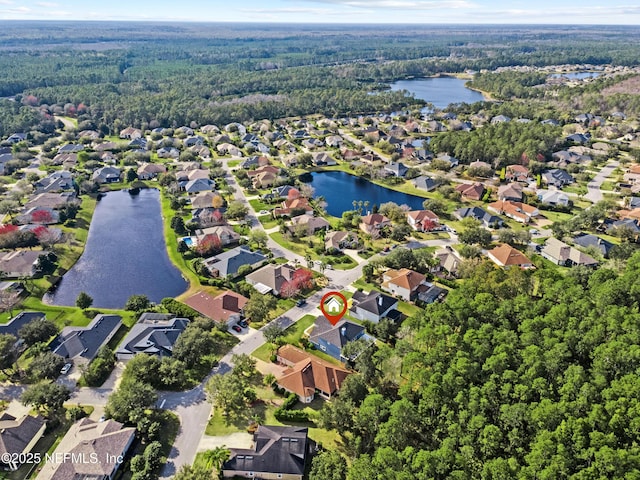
xmin=585 ymin=161 xmax=618 ymax=203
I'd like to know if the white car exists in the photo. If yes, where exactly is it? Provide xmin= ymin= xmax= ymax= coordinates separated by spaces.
xmin=60 ymin=363 xmax=72 ymax=375
xmin=258 ymin=210 xmax=270 ymax=215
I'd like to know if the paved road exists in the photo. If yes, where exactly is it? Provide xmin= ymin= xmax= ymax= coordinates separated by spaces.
xmin=585 ymin=160 xmax=619 ymax=203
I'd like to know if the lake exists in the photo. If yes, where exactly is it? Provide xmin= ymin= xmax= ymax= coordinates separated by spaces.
xmin=550 ymin=72 xmax=601 ymax=80
xmin=46 ymin=189 xmax=188 ymax=309
xmin=301 ymin=171 xmax=426 ymax=217
xmin=390 ymin=76 xmax=486 ymax=109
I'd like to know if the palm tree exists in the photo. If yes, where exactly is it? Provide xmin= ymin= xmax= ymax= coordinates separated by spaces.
xmin=201 ymin=446 xmax=230 ymax=479
xmin=319 ymin=261 xmax=327 ymax=274
xmin=305 ymin=253 xmax=313 ymax=269
xmin=363 ymin=200 xmax=370 ymax=214
xmin=352 ymin=200 xmax=358 ymax=211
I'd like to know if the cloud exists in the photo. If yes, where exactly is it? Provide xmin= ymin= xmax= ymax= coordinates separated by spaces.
xmin=0 ymin=0 xmax=13 ymax=4
xmin=240 ymin=6 xmax=346 ymax=16
xmin=36 ymin=2 xmax=60 ymax=7
xmin=469 ymin=4 xmax=640 ymax=21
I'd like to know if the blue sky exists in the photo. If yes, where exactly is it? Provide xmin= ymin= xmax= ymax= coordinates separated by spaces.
xmin=1 ymin=0 xmax=639 ymax=24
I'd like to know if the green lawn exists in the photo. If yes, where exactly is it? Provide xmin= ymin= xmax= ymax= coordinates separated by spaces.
xmin=258 ymin=215 xmax=279 ymax=229
xmin=269 ymin=232 xmax=356 ymax=270
xmin=252 ymin=314 xmax=316 ymax=361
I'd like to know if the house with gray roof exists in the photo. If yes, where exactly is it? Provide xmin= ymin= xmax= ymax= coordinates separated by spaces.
xmin=58 ymin=143 xmax=84 ymax=154
xmin=36 ymin=418 xmax=135 ymax=480
xmin=0 ymin=311 xmax=45 ymax=338
xmin=36 ymin=171 xmax=74 ymax=193
xmin=350 ymin=290 xmax=399 ymax=323
xmin=184 ymin=178 xmax=215 ymax=194
xmin=383 ymin=162 xmax=408 ymax=177
xmin=115 ymin=313 xmax=189 ymax=360
xmin=572 ymin=232 xmax=614 ymax=258
xmin=92 ymin=166 xmax=121 ymax=184
xmin=454 ymin=206 xmax=503 ymax=228
xmin=537 ymin=189 xmax=570 ymax=206
xmin=50 ymin=314 xmax=122 ymax=366
xmin=309 ymin=316 xmax=372 ymax=361
xmin=541 ymin=238 xmax=598 ymax=267
xmin=203 ymin=246 xmax=267 ymax=278
xmin=222 ymin=426 xmax=311 ymax=480
xmin=0 ymin=413 xmax=46 ymax=471
xmin=542 ymin=169 xmax=574 ymax=187
xmin=413 ymin=175 xmax=439 ymax=192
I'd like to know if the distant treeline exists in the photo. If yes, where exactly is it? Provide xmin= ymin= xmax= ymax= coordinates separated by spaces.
xmin=2 ymin=22 xmax=640 ymax=131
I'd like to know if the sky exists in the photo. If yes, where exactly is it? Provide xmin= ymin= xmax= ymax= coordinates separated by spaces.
xmin=1 ymin=0 xmax=640 ymax=24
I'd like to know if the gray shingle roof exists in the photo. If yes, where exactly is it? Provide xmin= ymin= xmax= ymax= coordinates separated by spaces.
xmin=203 ymin=246 xmax=267 ymax=277
xmin=0 ymin=311 xmax=45 ymax=337
xmin=50 ymin=314 xmax=122 ymax=362
xmin=115 ymin=315 xmax=188 ymax=358
xmin=309 ymin=316 xmax=365 ymax=350
xmin=0 ymin=413 xmax=46 ymax=458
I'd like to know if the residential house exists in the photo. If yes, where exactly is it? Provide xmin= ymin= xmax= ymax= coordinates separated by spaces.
xmin=487 ymin=244 xmax=534 ymax=269
xmin=381 ymin=268 xmax=427 ymax=302
xmin=24 ymin=192 xmax=78 ymax=211
xmin=435 ymin=154 xmax=459 ymax=168
xmin=246 ymin=263 xmax=297 ymax=296
xmin=0 ymin=251 xmax=49 ymax=278
xmin=350 ymin=290 xmax=399 ymax=323
xmin=221 ymin=425 xmax=311 ymax=480
xmin=272 ymin=185 xmax=297 ymax=198
xmin=0 ymin=413 xmax=46 ymax=471
xmin=202 ymin=246 xmax=267 ymax=278
xmin=383 ymin=162 xmax=408 ymax=177
xmin=454 ymin=206 xmax=503 ymax=228
xmin=157 ymin=146 xmax=179 ymax=159
xmin=497 ymin=183 xmax=524 ymax=202
xmin=273 ymin=197 xmax=314 ymax=217
xmin=247 ymin=165 xmax=280 ymax=179
xmin=184 ymin=178 xmax=215 ymax=194
xmin=303 ymin=139 xmax=324 ymax=150
xmin=537 ymin=189 xmax=570 ymax=206
xmin=455 ymin=182 xmax=485 ymax=201
xmin=541 ymin=237 xmax=598 ymax=267
xmin=119 ymin=127 xmax=142 ymax=139
xmin=311 ymin=152 xmax=336 ymax=166
xmin=290 ymin=215 xmax=330 ymax=235
xmin=418 ymin=284 xmax=448 ymax=304
xmin=551 ymin=150 xmax=590 ymax=166
xmin=488 ymin=200 xmax=539 ymax=224
xmin=191 ymin=191 xmax=217 ymax=209
xmin=542 ymin=169 xmax=574 ymax=187
xmin=573 ymin=232 xmax=614 ymax=258
xmin=115 ymin=314 xmax=189 ymax=360
xmin=183 ymin=290 xmax=248 ymax=324
xmin=36 ymin=171 xmax=74 ymax=193
xmin=241 ymin=156 xmax=270 ymax=169
xmin=52 ymin=152 xmax=78 ymax=166
xmin=136 ymin=163 xmax=167 ymax=180
xmin=413 ymin=175 xmax=439 ymax=192
xmin=309 ymin=316 xmax=372 ymax=362
xmin=359 ymin=213 xmax=391 ymax=235
xmin=196 ymin=225 xmax=240 ymax=246
xmin=92 ymin=166 xmax=121 ymax=184
xmin=325 ymin=231 xmax=359 ymax=251
xmin=36 ymin=418 xmax=135 ymax=480
xmin=190 ymin=144 xmax=211 ymax=158
xmin=128 ymin=137 xmax=147 ymax=150
xmin=325 ymin=135 xmax=344 ymax=148
xmin=252 ymin=171 xmax=277 ymax=189
xmin=16 ymin=207 xmax=60 ymax=225
xmin=6 ymin=133 xmax=27 ymax=144
xmin=491 ymin=114 xmax=511 ymax=124
xmin=605 ymin=218 xmax=640 ymax=240
xmin=50 ymin=314 xmax=122 ymax=367
xmin=58 ymin=143 xmax=84 ymax=154
xmin=176 ymin=168 xmax=210 ymax=183
xmin=505 ymin=164 xmax=531 ymax=183
xmin=406 ymin=209 xmax=440 ymax=232
xmin=184 ymin=135 xmax=205 ymax=148
xmin=276 ymin=345 xmax=351 ymax=403
xmin=567 ymin=133 xmax=591 ymax=144
xmin=0 ymin=311 xmax=45 ymax=337
xmin=434 ymin=247 xmax=461 ymax=277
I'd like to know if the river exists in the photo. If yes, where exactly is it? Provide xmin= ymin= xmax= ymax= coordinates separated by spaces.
xmin=45 ymin=189 xmax=188 ymax=309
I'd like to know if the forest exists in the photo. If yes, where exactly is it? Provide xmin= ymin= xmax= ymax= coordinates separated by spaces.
xmin=317 ymin=256 xmax=640 ymax=479
xmin=2 ymin=22 xmax=640 ymax=134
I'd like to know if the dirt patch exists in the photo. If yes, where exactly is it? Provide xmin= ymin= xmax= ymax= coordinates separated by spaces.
xmin=601 ymin=75 xmax=640 ymax=96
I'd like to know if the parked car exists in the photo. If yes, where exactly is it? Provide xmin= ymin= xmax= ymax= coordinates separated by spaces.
xmin=60 ymin=363 xmax=72 ymax=375
xmin=296 ymin=299 xmax=307 ymax=307
xmin=230 ymin=325 xmax=242 ymax=333
xmin=258 ymin=210 xmax=269 ymax=215
xmin=238 ymin=319 xmax=249 ymax=328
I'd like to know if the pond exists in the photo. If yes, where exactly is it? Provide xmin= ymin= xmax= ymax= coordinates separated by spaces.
xmin=549 ymin=72 xmax=601 ymax=80
xmin=301 ymin=171 xmax=426 ymax=217
xmin=389 ymin=76 xmax=486 ymax=109
xmin=46 ymin=189 xmax=188 ymax=309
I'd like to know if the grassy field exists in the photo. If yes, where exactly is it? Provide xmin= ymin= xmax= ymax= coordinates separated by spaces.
xmin=269 ymin=232 xmax=357 ymax=270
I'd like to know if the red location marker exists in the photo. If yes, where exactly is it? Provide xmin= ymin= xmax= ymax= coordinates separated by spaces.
xmin=320 ymin=291 xmax=348 ymax=326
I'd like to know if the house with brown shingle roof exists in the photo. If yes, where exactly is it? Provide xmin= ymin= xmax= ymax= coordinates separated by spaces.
xmin=36 ymin=418 xmax=135 ymax=480
xmin=381 ymin=268 xmax=427 ymax=302
xmin=487 ymin=244 xmax=534 ymax=269
xmin=497 ymin=182 xmax=524 ymax=201
xmin=540 ymin=238 xmax=598 ymax=267
xmin=246 ymin=264 xmax=297 ymax=296
xmin=275 ymin=345 xmax=351 ymax=403
xmin=273 ymin=197 xmax=314 ymax=217
xmin=455 ymin=182 xmax=485 ymax=201
xmin=184 ymin=290 xmax=248 ymax=324
xmin=359 ymin=213 xmax=390 ymax=235
xmin=406 ymin=209 xmax=440 ymax=232
xmin=505 ymin=164 xmax=531 ymax=183
xmin=487 ymin=200 xmax=539 ymax=224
